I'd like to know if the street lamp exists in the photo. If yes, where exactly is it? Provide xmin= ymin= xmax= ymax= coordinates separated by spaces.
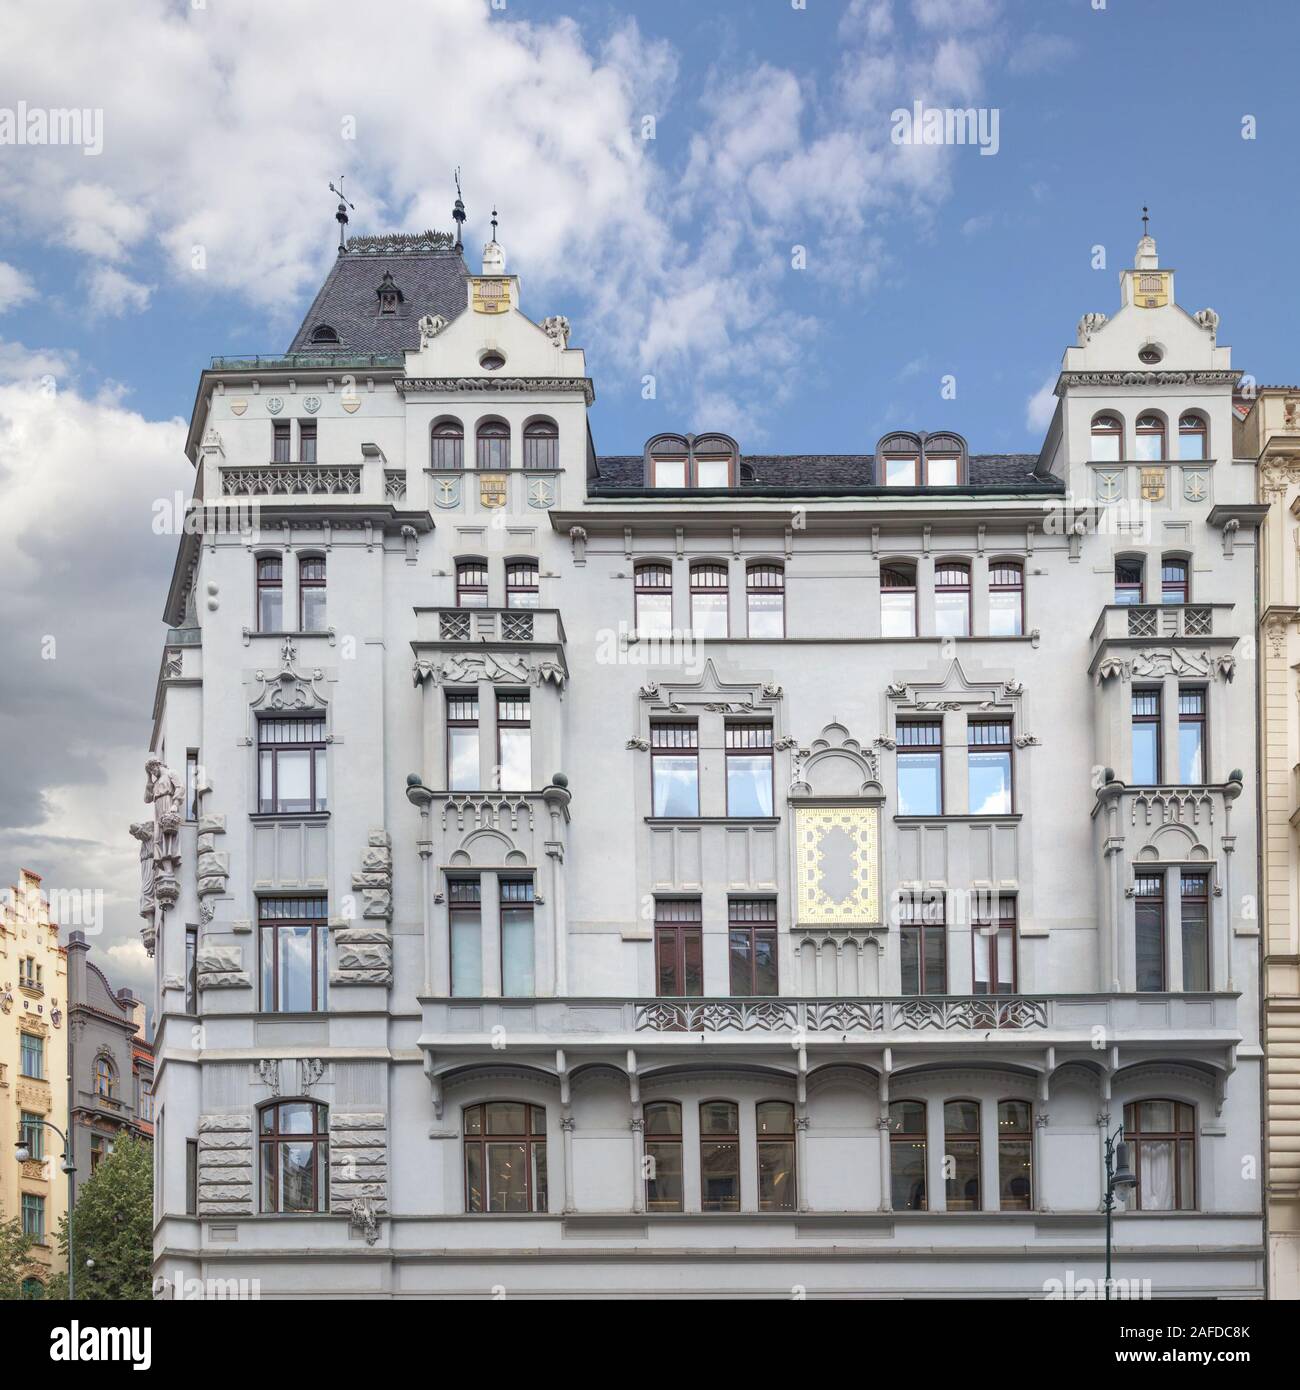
xmin=15 ymin=1120 xmax=77 ymax=1299
xmin=1103 ymin=1122 xmax=1137 ymax=1300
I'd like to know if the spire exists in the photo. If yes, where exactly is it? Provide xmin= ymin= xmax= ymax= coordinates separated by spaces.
xmin=329 ymin=177 xmax=355 ymax=255
xmin=452 ymin=168 xmax=466 ymax=250
xmin=1135 ymin=204 xmax=1158 ymax=270
xmin=482 ymin=203 xmax=506 ymax=276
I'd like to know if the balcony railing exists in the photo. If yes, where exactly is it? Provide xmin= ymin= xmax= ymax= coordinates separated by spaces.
xmin=415 ymin=607 xmax=566 ymax=647
xmin=219 ymin=464 xmax=361 ymax=497
xmin=1124 ymin=604 xmax=1213 ymax=638
xmin=636 ymin=996 xmax=1047 ymax=1032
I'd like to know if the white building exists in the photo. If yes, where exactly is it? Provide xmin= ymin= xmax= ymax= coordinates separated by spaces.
xmin=144 ymin=216 xmax=1264 ymax=1298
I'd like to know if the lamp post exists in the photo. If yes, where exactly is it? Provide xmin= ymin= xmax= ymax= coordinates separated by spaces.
xmin=1102 ymin=1122 xmax=1137 ymax=1300
xmin=15 ymin=1120 xmax=77 ymax=1299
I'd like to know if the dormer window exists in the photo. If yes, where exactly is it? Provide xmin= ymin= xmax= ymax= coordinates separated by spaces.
xmin=883 ymin=455 xmax=920 ymax=486
xmin=375 ymin=271 xmax=403 ymax=316
xmin=645 ymin=434 xmax=738 ymax=489
xmin=876 ymin=432 xmax=966 ymax=485
xmin=310 ymin=324 xmax=339 ymax=344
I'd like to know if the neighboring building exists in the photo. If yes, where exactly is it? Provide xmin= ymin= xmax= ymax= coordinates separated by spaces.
xmin=0 ymin=869 xmax=69 ymax=1295
xmin=1242 ymin=387 xmax=1300 ymax=1299
xmin=66 ymin=930 xmax=155 ymax=1181
xmin=144 ymin=212 xmax=1265 ymax=1297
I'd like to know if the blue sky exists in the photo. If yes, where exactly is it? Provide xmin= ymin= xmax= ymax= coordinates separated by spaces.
xmin=1 ymin=0 xmax=1297 ymax=995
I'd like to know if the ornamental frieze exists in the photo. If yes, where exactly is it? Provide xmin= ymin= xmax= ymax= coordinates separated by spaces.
xmin=396 ymin=376 xmax=595 ymax=405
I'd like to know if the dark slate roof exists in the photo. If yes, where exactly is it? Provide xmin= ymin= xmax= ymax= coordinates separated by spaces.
xmin=590 ymin=453 xmax=1060 ymax=494
xmin=287 ymin=233 xmax=469 ymax=354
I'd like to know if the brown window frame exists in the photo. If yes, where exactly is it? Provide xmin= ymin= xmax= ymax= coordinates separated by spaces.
xmin=972 ymin=893 xmax=1018 ymax=995
xmin=880 ymin=562 xmax=918 ymax=637
xmin=258 ymin=897 xmax=329 ymax=1013
xmin=881 ymin=453 xmax=920 ymax=486
xmin=1131 ymin=688 xmax=1162 ymax=785
xmin=1161 ymin=556 xmax=1189 ymax=605
xmin=1178 ymin=687 xmax=1206 ymax=784
xmin=256 ymin=556 xmax=283 ymax=632
xmin=746 ymin=563 xmax=785 ymax=637
xmin=475 ymin=419 xmax=510 ymax=470
xmin=446 ymin=691 xmax=480 ymax=792
xmin=728 ymin=898 xmax=778 ymax=996
xmin=889 ymin=1100 xmax=927 ymax=1211
xmin=756 ymin=1100 xmax=796 ymax=1212
xmin=1090 ymin=413 xmax=1123 ymax=462
xmin=1180 ymin=871 xmax=1210 ymax=992
xmin=997 ymin=1100 xmax=1033 ymax=1210
xmin=944 ymin=1099 xmax=982 ymax=1212
xmin=1136 ymin=413 xmax=1167 ymax=461
xmin=699 ymin=1100 xmax=741 ymax=1212
xmin=272 ymin=419 xmax=291 ymax=463
xmin=988 ymin=560 xmax=1024 ymax=636
xmin=689 ymin=562 xmax=729 ymax=637
xmin=1123 ymin=1099 xmax=1195 ymax=1211
xmin=258 ymin=717 xmax=327 ymax=815
xmin=923 ymin=453 xmax=962 ymax=486
xmin=506 ymin=559 xmax=540 ymax=609
xmin=967 ymin=719 xmax=1013 ymax=815
xmin=634 ymin=562 xmax=673 ymax=634
xmin=456 ymin=559 xmax=489 ymax=608
xmin=463 ymin=1102 xmax=548 ymax=1213
xmin=1115 ymin=556 xmax=1144 ymax=605
xmin=934 ymin=560 xmax=971 ymax=637
xmin=185 ymin=1137 xmax=199 ymax=1215
xmin=93 ymin=1054 xmax=117 ymax=1099
xmin=1178 ymin=412 xmax=1208 ymax=461
xmin=650 ymin=722 xmax=699 ymax=818
xmin=522 ymin=420 xmax=558 ymax=470
xmin=430 ymin=420 xmax=465 ymax=470
xmin=644 ymin=1100 xmax=684 ymax=1211
xmin=298 ymin=419 xmax=317 ymax=465
xmin=1134 ymin=872 xmax=1166 ymax=992
xmin=655 ymin=898 xmax=703 ymax=997
xmin=259 ymin=1100 xmax=329 ymax=1214
xmin=725 ymin=722 xmax=774 ymax=818
xmin=899 ymin=889 xmax=947 ymax=995
xmin=298 ymin=555 xmax=326 ymax=631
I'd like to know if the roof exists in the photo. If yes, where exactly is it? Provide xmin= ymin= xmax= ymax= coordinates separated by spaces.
xmin=589 ymin=453 xmax=1061 ymax=495
xmin=287 ymin=232 xmax=469 ymax=355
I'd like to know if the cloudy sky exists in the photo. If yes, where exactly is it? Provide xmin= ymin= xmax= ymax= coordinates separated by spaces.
xmin=1 ymin=0 xmax=1297 ymax=1002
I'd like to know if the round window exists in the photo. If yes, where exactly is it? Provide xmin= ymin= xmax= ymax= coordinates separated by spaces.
xmin=480 ymin=351 xmax=506 ymax=371
xmin=1138 ymin=344 xmax=1163 ymax=365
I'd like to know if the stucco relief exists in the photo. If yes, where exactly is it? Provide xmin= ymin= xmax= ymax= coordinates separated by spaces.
xmin=334 ymin=830 xmax=394 ymax=987
xmin=250 ymin=637 xmax=330 ymax=712
xmin=793 ymin=806 xmax=882 ymax=927
xmin=413 ymin=653 xmax=566 ymax=689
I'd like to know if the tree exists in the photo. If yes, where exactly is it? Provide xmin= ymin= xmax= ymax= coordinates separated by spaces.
xmin=48 ymin=1134 xmax=154 ymax=1300
xmin=0 ymin=1217 xmax=44 ymax=1300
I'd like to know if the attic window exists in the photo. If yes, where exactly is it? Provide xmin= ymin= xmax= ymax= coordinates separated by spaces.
xmin=1138 ymin=344 xmax=1163 ymax=365
xmin=311 ymin=325 xmax=339 ymax=344
xmin=480 ymin=351 xmax=506 ymax=371
xmin=375 ymin=271 xmax=403 ymax=316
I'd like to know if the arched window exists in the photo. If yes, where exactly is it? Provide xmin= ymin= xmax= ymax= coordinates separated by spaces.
xmin=256 ymin=556 xmax=283 ymax=632
xmin=522 ymin=420 xmax=558 ymax=470
xmin=889 ymin=1101 xmax=927 ymax=1210
xmin=691 ymin=435 xmax=736 ymax=488
xmin=944 ymin=1100 xmax=981 ymax=1211
xmin=94 ymin=1054 xmax=117 ymax=1100
xmin=1161 ymin=556 xmax=1189 ymax=604
xmin=463 ymin=1102 xmax=547 ymax=1213
xmin=988 ymin=560 xmax=1023 ymax=636
xmin=430 ymin=420 xmax=464 ymax=471
xmin=689 ymin=563 xmax=729 ymax=639
xmin=998 ymin=1101 xmax=1033 ymax=1210
xmin=1090 ymin=414 xmax=1123 ymax=462
xmin=506 ymin=560 xmax=539 ymax=609
xmin=476 ymin=419 xmax=510 ymax=470
xmin=649 ymin=438 xmax=689 ymax=488
xmin=1136 ymin=413 xmax=1166 ymax=461
xmin=644 ymin=1101 xmax=683 ymax=1212
xmin=456 ymin=559 xmax=489 ymax=609
xmin=699 ymin=1100 xmax=740 ymax=1211
xmin=310 ymin=324 xmax=339 ymax=344
xmin=881 ymin=563 xmax=917 ymax=638
xmin=756 ymin=1101 xmax=796 ymax=1211
xmin=634 ymin=563 xmax=673 ymax=636
xmin=1178 ymin=412 xmax=1208 ymax=461
xmin=746 ymin=564 xmax=784 ymax=638
xmin=1123 ymin=1099 xmax=1195 ymax=1211
xmin=259 ymin=1101 xmax=329 ymax=1213
xmin=1115 ymin=556 xmax=1144 ymax=605
xmin=298 ymin=555 xmax=326 ymax=631
xmin=935 ymin=561 xmax=971 ymax=638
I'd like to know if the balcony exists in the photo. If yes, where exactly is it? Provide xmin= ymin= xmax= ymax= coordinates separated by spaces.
xmin=1090 ymin=601 xmax=1232 ymax=649
xmin=413 ymin=606 xmax=567 ymax=651
xmin=219 ymin=463 xmax=362 ymax=497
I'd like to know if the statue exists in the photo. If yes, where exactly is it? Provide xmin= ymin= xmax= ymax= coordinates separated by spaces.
xmin=129 ymin=821 xmax=157 ymax=919
xmin=144 ymin=758 xmax=183 ymax=862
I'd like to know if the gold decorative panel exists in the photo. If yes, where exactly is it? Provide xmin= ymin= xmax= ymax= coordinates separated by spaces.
xmin=1140 ymin=467 xmax=1166 ymax=501
xmin=479 ymin=474 xmax=507 ymax=508
xmin=794 ymin=806 xmax=881 ymax=926
xmin=472 ymin=277 xmax=510 ymax=314
xmin=1134 ymin=271 xmax=1169 ymax=308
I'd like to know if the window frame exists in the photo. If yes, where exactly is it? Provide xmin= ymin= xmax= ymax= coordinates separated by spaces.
xmin=1131 ymin=688 xmax=1162 ymax=785
xmin=988 ymin=560 xmax=1024 ymax=636
xmin=1114 ymin=556 xmax=1144 ymax=606
xmin=258 ymin=1100 xmax=330 ymax=1214
xmin=689 ymin=562 xmax=729 ymax=639
xmin=1136 ymin=413 xmax=1167 ymax=461
xmin=272 ymin=419 xmax=291 ymax=463
xmin=1161 ymin=556 xmax=1189 ymax=605
xmin=654 ymin=898 xmax=703 ymax=997
xmin=1090 ymin=413 xmax=1123 ymax=462
xmin=728 ymin=898 xmax=778 ymax=996
xmin=297 ymin=555 xmax=326 ymax=631
xmin=475 ymin=418 xmax=510 ymax=471
xmin=522 ymin=419 xmax=559 ymax=470
xmin=881 ymin=453 xmax=920 ymax=486
xmin=446 ymin=691 xmax=480 ymax=793
xmin=255 ymin=555 xmax=283 ymax=632
xmin=746 ymin=563 xmax=785 ymax=638
xmin=456 ymin=558 xmax=489 ymax=609
xmin=880 ymin=563 xmax=918 ymax=637
xmin=756 ymin=1100 xmax=797 ymax=1212
xmin=258 ymin=896 xmax=329 ymax=1014
xmin=896 ymin=720 xmax=943 ymax=816
xmin=505 ymin=559 xmax=540 ymax=609
xmin=1178 ymin=687 xmax=1206 ymax=784
xmin=495 ymin=691 xmax=532 ymax=792
xmin=1134 ymin=872 xmax=1166 ymax=993
xmin=1123 ymin=1099 xmax=1196 ymax=1211
xmin=634 ymin=562 xmax=673 ymax=636
xmin=449 ymin=877 xmax=483 ymax=997
xmin=1178 ymin=412 xmax=1208 ymax=461
xmin=899 ymin=890 xmax=947 ymax=995
xmin=699 ymin=1100 xmax=741 ymax=1213
xmin=997 ymin=1100 xmax=1033 ymax=1211
xmin=643 ymin=1100 xmax=684 ymax=1212
xmin=967 ymin=719 xmax=1014 ymax=816
xmin=463 ymin=1101 xmax=548 ymax=1214
xmin=889 ymin=1100 xmax=928 ymax=1211
xmin=1180 ymin=871 xmax=1210 ymax=992
xmin=185 ymin=925 xmax=198 ymax=1013
xmin=650 ymin=722 xmax=700 ymax=818
xmin=430 ymin=419 xmax=465 ymax=471
xmin=934 ymin=560 xmax=972 ymax=638
xmin=94 ymin=1053 xmax=117 ymax=1100
xmin=298 ymin=418 xmax=317 ymax=465
xmin=21 ymin=1193 xmax=45 ymax=1243
xmin=972 ymin=893 xmax=1018 ymax=995
xmin=20 ymin=1031 xmax=44 ymax=1079
xmin=257 ymin=716 xmax=328 ymax=815
xmin=944 ymin=1099 xmax=982 ymax=1212
xmin=725 ymin=722 xmax=774 ymax=818
xmin=499 ymin=878 xmax=536 ymax=997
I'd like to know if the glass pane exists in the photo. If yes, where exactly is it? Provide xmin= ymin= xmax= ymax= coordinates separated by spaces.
xmin=924 ymin=928 xmax=947 ymax=993
xmin=897 ymin=752 xmax=942 ymax=815
xmin=727 ymin=754 xmax=773 ymax=816
xmin=258 ymin=750 xmax=275 ymax=813
xmin=645 ymin=1141 xmax=684 ymax=1211
xmin=885 ymin=457 xmax=916 ymax=485
xmin=935 ymin=592 xmax=969 ymax=637
xmin=636 ymin=591 xmax=673 ymax=637
xmin=1178 ymin=430 xmax=1206 ymax=461
xmin=280 ymin=1141 xmax=317 ymax=1212
xmin=1178 ymin=722 xmax=1203 ymax=784
xmin=700 ymin=1101 xmax=737 ymax=1134
xmin=497 ymin=727 xmax=532 ymax=791
xmin=892 ymin=1143 xmax=927 ymax=1210
xmin=700 ymin=1141 xmax=740 ymax=1211
xmin=260 ymin=927 xmax=275 ymax=1011
xmin=275 ymin=749 xmax=311 ymax=814
xmin=1177 ymin=1140 xmax=1194 ymax=1210
xmin=728 ymin=930 xmax=751 ymax=995
xmin=1131 ymin=723 xmax=1159 ymax=785
xmin=1182 ymin=903 xmax=1209 ymax=992
xmin=259 ymin=588 xmax=282 ymax=631
xmin=946 ymin=1141 xmax=981 ymax=1211
xmin=900 ymin=928 xmax=920 ymax=994
xmin=691 ymin=592 xmax=728 ymax=638
xmin=451 ymin=915 xmax=482 ymax=996
xmin=757 ymin=1102 xmax=794 ymax=1136
xmin=1135 ymin=903 xmax=1165 ymax=991
xmin=533 ymin=1142 xmax=548 ymax=1211
xmin=988 ymin=591 xmax=1022 ymax=636
xmin=999 ymin=1140 xmax=1033 ymax=1210
xmin=1140 ymin=1100 xmax=1175 ymax=1132
xmin=487 ymin=1142 xmax=529 ymax=1211
xmin=501 ymin=908 xmax=535 ymax=996
xmin=465 ymin=1144 xmax=483 ymax=1212
xmin=683 ymin=928 xmax=703 ymax=996
xmin=486 ymin=1103 xmax=527 ymax=1135
xmin=448 ymin=727 xmax=479 ymax=791
xmin=278 ymin=926 xmax=314 ymax=1011
xmin=1140 ymin=1139 xmax=1175 ymax=1210
xmin=464 ymin=1106 xmax=482 ymax=1136
xmin=653 ymin=458 xmax=686 ymax=487
xmin=880 ymin=591 xmax=916 ymax=638
xmin=926 ymin=456 xmax=958 ymax=486
xmin=695 ymin=458 xmax=730 ymax=487
xmin=314 ymin=748 xmax=327 ymax=811
xmin=301 ymin=587 xmax=327 ymax=632
xmin=645 ymin=1104 xmax=682 ymax=1136
xmin=758 ymin=1141 xmax=796 ymax=1210
xmin=753 ymin=931 xmax=778 ymax=996
xmin=968 ymin=751 xmax=1012 ymax=815
xmin=747 ymin=593 xmax=783 ymax=637
xmin=999 ymin=1100 xmax=1031 ymax=1133
xmin=653 ymin=756 xmax=699 ymax=817
xmin=1090 ymin=432 xmax=1120 ymax=462
xmin=1136 ymin=433 xmax=1163 ymax=461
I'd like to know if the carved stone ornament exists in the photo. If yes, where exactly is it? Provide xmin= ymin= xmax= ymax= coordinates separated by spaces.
xmin=396 ymin=376 xmax=596 ymax=406
xmin=541 ymin=315 xmax=571 ymax=348
xmin=334 ymin=830 xmax=393 ymax=986
xmin=300 ymin=1057 xmax=325 ymax=1092
xmin=414 ymin=652 xmax=566 ymax=690
xmin=1076 ymin=311 xmax=1108 ymax=342
xmin=251 ymin=637 xmax=329 ymax=711
xmin=266 ymin=396 xmax=284 ymax=415
xmin=417 ymin=313 xmax=449 ymax=345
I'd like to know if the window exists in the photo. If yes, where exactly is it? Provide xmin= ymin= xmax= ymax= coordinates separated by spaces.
xmin=934 ymin=561 xmax=971 ymax=638
xmin=655 ymin=899 xmax=703 ymax=997
xmin=693 ymin=454 xmax=732 ymax=488
xmin=506 ymin=560 xmax=539 ymax=609
xmin=881 ymin=564 xmax=917 ymax=637
xmin=1178 ymin=412 xmax=1208 ymax=461
xmin=650 ymin=449 xmax=688 ymax=488
xmin=185 ymin=925 xmax=198 ymax=1014
xmin=447 ymin=692 xmax=480 ymax=791
xmin=310 ymin=324 xmax=339 ymax=344
xmin=897 ymin=721 xmax=942 ymax=816
xmin=258 ymin=897 xmax=328 ymax=1013
xmin=522 ymin=420 xmax=558 ymax=470
xmin=925 ymin=454 xmax=960 ymax=486
xmin=296 ymin=556 xmax=326 ymax=631
xmin=464 ymin=1102 xmax=547 ymax=1213
xmin=21 ymin=1194 xmax=44 ymax=1242
xmin=256 ymin=556 xmax=283 ymax=631
xmin=967 ymin=720 xmax=1012 ymax=815
xmin=945 ymin=1101 xmax=981 ymax=1211
xmin=1115 ymin=557 xmax=1144 ymax=605
xmin=20 ymin=1032 xmax=43 ymax=1079
xmin=259 ymin=1101 xmax=329 ymax=1214
xmin=1178 ymin=689 xmax=1205 ymax=783
xmin=185 ymin=1139 xmax=198 ymax=1215
xmin=19 ymin=956 xmax=40 ymax=990
xmin=998 ymin=1101 xmax=1033 ymax=1210
xmin=746 ymin=564 xmax=784 ymax=638
xmin=644 ymin=1102 xmax=683 ymax=1212
xmin=651 ymin=723 xmax=699 ymax=817
xmin=94 ymin=1054 xmax=117 ymax=1099
xmin=1123 ymin=1100 xmax=1195 ymax=1211
xmin=889 ymin=1101 xmax=927 ymax=1211
xmin=726 ymin=723 xmax=773 ymax=817
xmin=258 ymin=717 xmax=327 ymax=814
xmin=899 ymin=891 xmax=947 ymax=995
xmin=456 ymin=559 xmax=489 ymax=608
xmin=376 ymin=272 xmax=401 ymax=315
xmin=449 ymin=879 xmax=483 ymax=997
xmin=1136 ymin=413 xmax=1166 ymax=461
xmin=700 ymin=1101 xmax=740 ymax=1212
xmin=500 ymin=879 xmax=535 ymax=996
xmin=90 ymin=1133 xmax=111 ymax=1171
xmin=431 ymin=420 xmax=464 ymax=470
xmin=1131 ymin=690 xmax=1161 ymax=785
xmin=729 ymin=899 xmax=778 ymax=996
xmin=649 ymin=436 xmax=736 ymax=488
xmin=883 ymin=454 xmax=920 ymax=486
xmin=988 ymin=561 xmax=1023 ymax=636
xmin=1181 ymin=872 xmax=1210 ymax=992
xmin=299 ymin=420 xmax=317 ymax=464
xmin=1161 ymin=556 xmax=1189 ymax=605
xmin=973 ymin=894 xmax=1017 ymax=995
xmin=1090 ymin=414 xmax=1123 ymax=462
xmin=635 ymin=563 xmax=673 ymax=637
xmin=1135 ymin=873 xmax=1166 ymax=992
xmin=476 ymin=419 xmax=510 ymax=470
xmin=20 ymin=1112 xmax=43 ymax=1161
xmin=756 ymin=1101 xmax=796 ymax=1211
xmin=690 ymin=563 xmax=729 ymax=639
xmin=479 ymin=352 xmax=505 ymax=371
xmin=495 ymin=693 xmax=531 ymax=791
xmin=139 ymin=1081 xmax=154 ymax=1123
xmin=272 ymin=420 xmax=291 ymax=463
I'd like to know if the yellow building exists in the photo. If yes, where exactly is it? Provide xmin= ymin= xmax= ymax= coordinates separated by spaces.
xmin=0 ymin=869 xmax=69 ymax=1294
xmin=1245 ymin=389 xmax=1300 ymax=1299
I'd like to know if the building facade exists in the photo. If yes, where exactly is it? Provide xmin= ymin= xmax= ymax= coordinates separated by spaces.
xmin=144 ymin=220 xmax=1264 ymax=1298
xmin=0 ymin=869 xmax=69 ymax=1294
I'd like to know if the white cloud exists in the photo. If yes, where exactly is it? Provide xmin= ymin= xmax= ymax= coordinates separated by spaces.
xmin=961 ymin=212 xmax=994 ymax=236
xmin=0 ymin=262 xmax=37 ymax=313
xmin=1007 ymin=32 xmax=1076 ymax=76
xmin=1025 ymin=372 xmax=1058 ymax=433
xmin=86 ymin=266 xmax=153 ymax=317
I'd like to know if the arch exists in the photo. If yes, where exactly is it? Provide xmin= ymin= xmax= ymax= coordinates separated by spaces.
xmin=257 ymin=1098 xmax=329 ymax=1214
xmin=309 ymin=324 xmax=339 ymax=344
xmin=1177 ymin=410 xmax=1209 ymax=461
xmin=522 ymin=416 xmax=559 ymax=470
xmin=1090 ymin=411 xmax=1124 ymax=462
xmin=1135 ymin=409 xmax=1169 ymax=462
xmin=93 ymin=1051 xmax=117 ymax=1099
xmin=474 ymin=416 xmax=511 ymax=471
xmin=430 ymin=416 xmax=465 ymax=471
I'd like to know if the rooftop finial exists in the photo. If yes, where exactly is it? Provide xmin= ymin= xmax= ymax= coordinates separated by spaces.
xmin=452 ymin=168 xmax=466 ymax=250
xmin=1141 ymin=204 xmax=1149 ymax=238
xmin=491 ymin=206 xmax=499 ymax=240
xmin=329 ymin=177 xmax=355 ymax=256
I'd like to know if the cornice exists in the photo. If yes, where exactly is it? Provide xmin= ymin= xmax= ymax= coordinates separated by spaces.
xmin=1054 ymin=369 xmax=1241 ymax=396
xmin=397 ymin=375 xmax=595 ymax=406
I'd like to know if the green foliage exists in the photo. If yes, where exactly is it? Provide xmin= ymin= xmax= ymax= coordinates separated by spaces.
xmin=50 ymin=1134 xmax=154 ymax=1300
xmin=0 ymin=1217 xmax=45 ymax=1300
